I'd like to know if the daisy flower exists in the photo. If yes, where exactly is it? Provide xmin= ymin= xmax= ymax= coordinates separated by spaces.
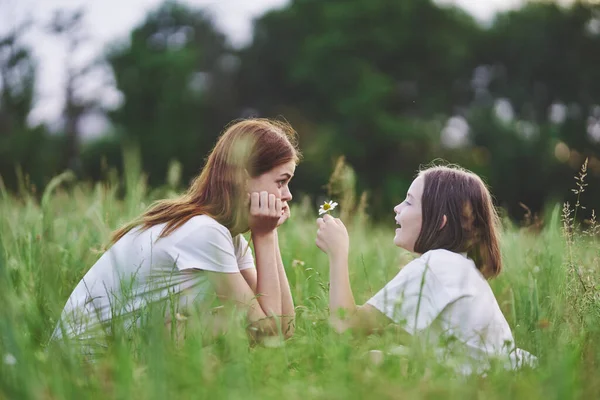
xmin=319 ymin=200 xmax=338 ymax=215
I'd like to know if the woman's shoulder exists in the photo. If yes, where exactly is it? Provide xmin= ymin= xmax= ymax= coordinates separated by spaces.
xmin=180 ymin=215 xmax=229 ymax=234
xmin=156 ymin=215 xmax=232 ymax=247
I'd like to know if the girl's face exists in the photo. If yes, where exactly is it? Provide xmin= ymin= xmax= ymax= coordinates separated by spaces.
xmin=247 ymin=160 xmax=295 ymax=211
xmin=393 ymin=175 xmax=425 ymax=252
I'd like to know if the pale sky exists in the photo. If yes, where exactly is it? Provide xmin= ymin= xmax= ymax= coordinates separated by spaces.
xmin=0 ymin=0 xmax=570 ymax=133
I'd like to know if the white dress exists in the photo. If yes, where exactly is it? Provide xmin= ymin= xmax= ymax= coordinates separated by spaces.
xmin=367 ymin=249 xmax=536 ymax=372
xmin=52 ymin=215 xmax=254 ymax=345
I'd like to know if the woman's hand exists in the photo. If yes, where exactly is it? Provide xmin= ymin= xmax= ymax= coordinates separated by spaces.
xmin=248 ymin=192 xmax=282 ymax=236
xmin=277 ymin=201 xmax=290 ymax=227
xmin=316 ymin=214 xmax=349 ymax=259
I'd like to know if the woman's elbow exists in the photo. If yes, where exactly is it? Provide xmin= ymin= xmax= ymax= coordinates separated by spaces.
xmin=329 ymin=316 xmax=352 ymax=334
xmin=246 ymin=316 xmax=295 ymax=342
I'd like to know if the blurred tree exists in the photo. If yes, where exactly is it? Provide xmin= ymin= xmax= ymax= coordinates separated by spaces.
xmin=467 ymin=1 xmax=600 ymax=218
xmin=0 ymin=22 xmax=63 ymax=193
xmin=237 ymin=0 xmax=483 ymax=214
xmin=48 ymin=8 xmax=104 ymax=175
xmin=78 ymin=0 xmax=600 ymax=221
xmin=481 ymin=2 xmax=600 ymax=124
xmin=0 ymin=22 xmax=34 ymax=139
xmin=106 ymin=1 xmax=239 ymax=185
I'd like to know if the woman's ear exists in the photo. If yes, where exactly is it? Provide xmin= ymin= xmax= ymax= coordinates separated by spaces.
xmin=244 ymin=168 xmax=251 ymax=191
xmin=440 ymin=214 xmax=448 ymax=230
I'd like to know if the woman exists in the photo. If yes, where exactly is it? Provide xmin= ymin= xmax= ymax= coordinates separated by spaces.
xmin=53 ymin=118 xmax=299 ymax=349
xmin=315 ymin=164 xmax=535 ymax=371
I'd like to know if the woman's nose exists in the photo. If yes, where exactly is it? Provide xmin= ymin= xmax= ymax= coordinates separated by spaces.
xmin=281 ymin=186 xmax=292 ymax=202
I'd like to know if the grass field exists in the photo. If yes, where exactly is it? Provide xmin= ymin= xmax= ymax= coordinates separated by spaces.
xmin=1 ymin=160 xmax=599 ymax=399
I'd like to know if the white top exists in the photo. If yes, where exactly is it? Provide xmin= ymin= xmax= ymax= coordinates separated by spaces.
xmin=52 ymin=215 xmax=254 ymax=340
xmin=367 ymin=249 xmax=533 ymax=368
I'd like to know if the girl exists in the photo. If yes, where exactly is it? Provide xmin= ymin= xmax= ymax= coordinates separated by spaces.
xmin=315 ymin=165 xmax=535 ymax=370
xmin=53 ymin=118 xmax=299 ymax=349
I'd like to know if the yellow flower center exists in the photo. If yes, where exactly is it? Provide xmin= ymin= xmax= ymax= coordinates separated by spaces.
xmin=323 ymin=203 xmax=331 ymax=210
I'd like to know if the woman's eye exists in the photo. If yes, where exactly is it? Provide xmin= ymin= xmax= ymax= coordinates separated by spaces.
xmin=277 ymin=180 xmax=285 ymax=188
xmin=404 ymin=200 xmax=411 ymax=206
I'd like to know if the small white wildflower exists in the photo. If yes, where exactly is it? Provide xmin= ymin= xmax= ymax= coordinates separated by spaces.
xmin=533 ymin=266 xmax=540 ymax=274
xmin=318 ymin=200 xmax=338 ymax=215
xmin=175 ymin=313 xmax=188 ymax=321
xmin=3 ymin=353 xmax=16 ymax=366
xmin=291 ymin=259 xmax=305 ymax=268
xmin=368 ymin=350 xmax=385 ymax=366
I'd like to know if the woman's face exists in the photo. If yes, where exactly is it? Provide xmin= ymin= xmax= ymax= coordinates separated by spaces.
xmin=393 ymin=175 xmax=425 ymax=252
xmin=247 ymin=160 xmax=296 ymax=213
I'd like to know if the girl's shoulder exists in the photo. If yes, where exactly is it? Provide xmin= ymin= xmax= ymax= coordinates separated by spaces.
xmin=400 ymin=249 xmax=479 ymax=281
xmin=419 ymin=248 xmax=472 ymax=266
xmin=416 ymin=249 xmax=486 ymax=290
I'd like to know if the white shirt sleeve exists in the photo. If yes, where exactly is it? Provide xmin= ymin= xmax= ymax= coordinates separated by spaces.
xmin=233 ymin=234 xmax=255 ymax=271
xmin=366 ymin=256 xmax=453 ymax=334
xmin=169 ymin=224 xmax=243 ymax=273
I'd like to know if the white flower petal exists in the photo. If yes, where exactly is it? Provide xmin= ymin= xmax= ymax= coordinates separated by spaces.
xmin=331 ymin=202 xmax=338 ymax=208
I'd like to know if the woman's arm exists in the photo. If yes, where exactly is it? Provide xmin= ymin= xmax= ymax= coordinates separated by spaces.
xmin=252 ymin=230 xmax=282 ymax=318
xmin=240 ymin=268 xmax=257 ymax=293
xmin=247 ymin=191 xmax=283 ymax=321
xmin=230 ymin=200 xmax=294 ymax=340
xmin=274 ymin=229 xmax=295 ymax=338
xmin=201 ymin=191 xmax=285 ymax=341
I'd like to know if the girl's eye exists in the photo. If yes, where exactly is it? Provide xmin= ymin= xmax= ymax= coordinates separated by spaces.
xmin=277 ymin=180 xmax=286 ymax=188
xmin=404 ymin=200 xmax=411 ymax=206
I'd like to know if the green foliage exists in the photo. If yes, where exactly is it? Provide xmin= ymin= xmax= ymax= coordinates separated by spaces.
xmin=238 ymin=0 xmax=484 ymax=213
xmin=3 ymin=0 xmax=600 ymax=222
xmin=0 ymin=26 xmax=64 ymax=193
xmin=106 ymin=1 xmax=239 ymax=186
xmin=0 ymin=165 xmax=599 ymax=399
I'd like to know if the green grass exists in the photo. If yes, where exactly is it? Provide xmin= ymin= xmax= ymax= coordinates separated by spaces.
xmin=1 ymin=166 xmax=599 ymax=399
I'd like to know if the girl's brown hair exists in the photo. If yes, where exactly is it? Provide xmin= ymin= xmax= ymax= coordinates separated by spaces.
xmin=413 ymin=165 xmax=502 ymax=279
xmin=110 ymin=118 xmax=300 ymax=244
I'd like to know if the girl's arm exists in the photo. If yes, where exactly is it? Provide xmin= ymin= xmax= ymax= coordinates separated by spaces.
xmin=317 ymin=215 xmax=392 ymax=335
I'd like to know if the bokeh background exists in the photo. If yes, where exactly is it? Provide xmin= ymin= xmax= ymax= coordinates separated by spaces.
xmin=1 ymin=0 xmax=599 ymax=221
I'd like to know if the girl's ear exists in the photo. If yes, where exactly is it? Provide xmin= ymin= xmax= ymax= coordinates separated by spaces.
xmin=440 ymin=214 xmax=448 ymax=230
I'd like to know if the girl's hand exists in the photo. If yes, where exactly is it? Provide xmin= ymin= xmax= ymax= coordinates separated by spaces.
xmin=248 ymin=192 xmax=282 ymax=235
xmin=316 ymin=214 xmax=349 ymax=259
xmin=277 ymin=201 xmax=290 ymax=227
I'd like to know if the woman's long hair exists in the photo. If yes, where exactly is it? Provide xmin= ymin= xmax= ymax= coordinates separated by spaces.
xmin=110 ymin=118 xmax=300 ymax=244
